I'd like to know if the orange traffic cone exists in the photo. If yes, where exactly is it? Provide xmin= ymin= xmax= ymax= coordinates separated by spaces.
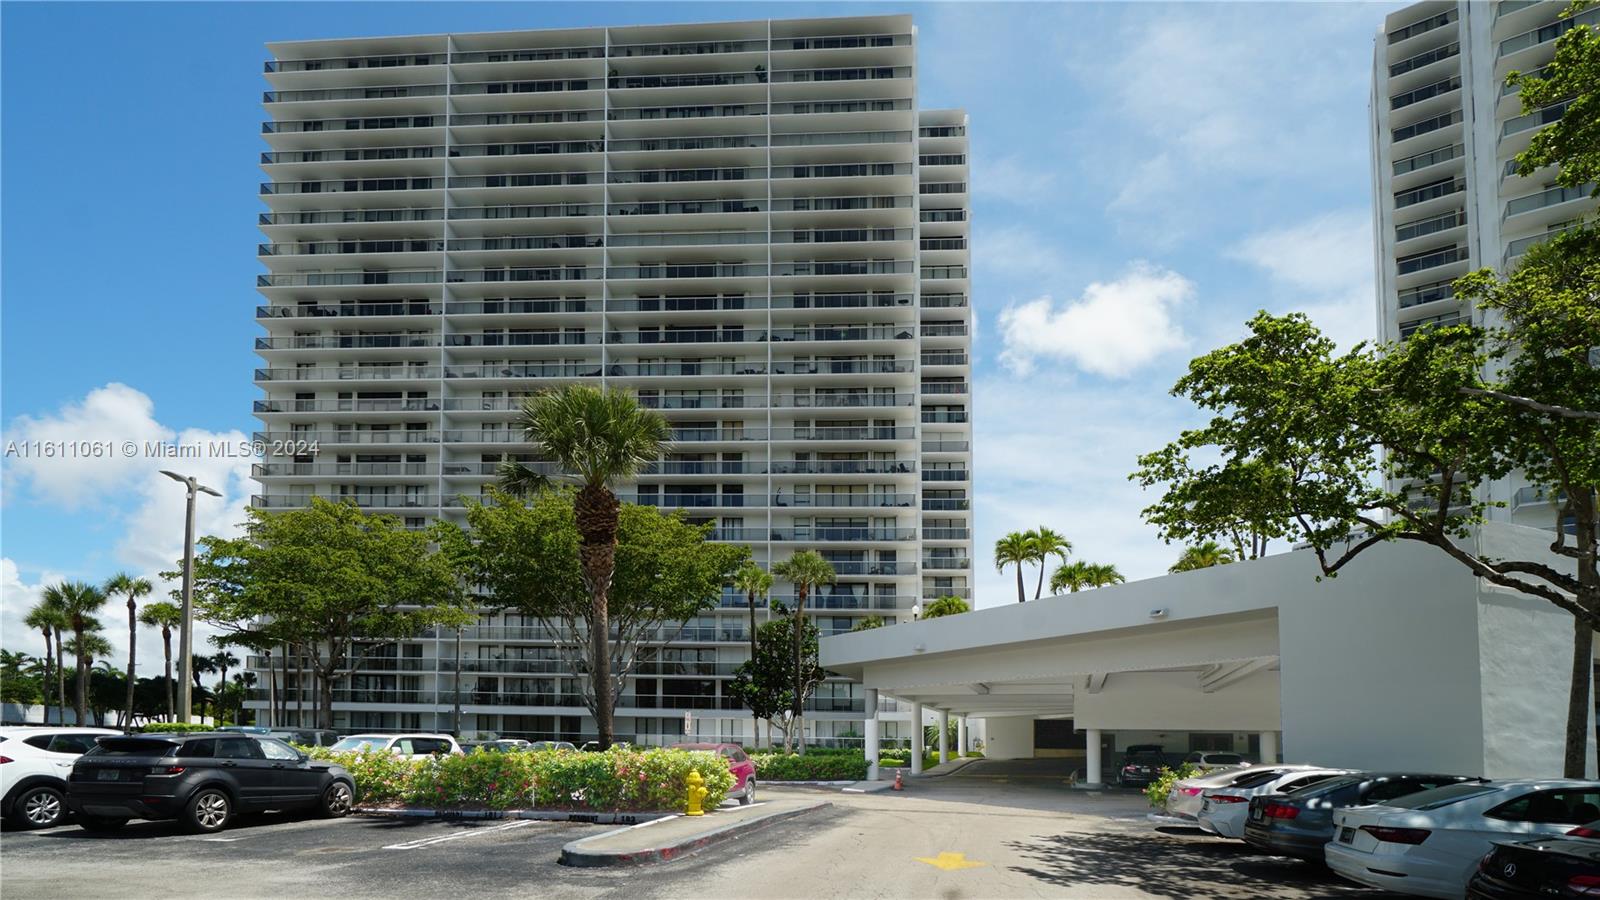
xmin=892 ymin=769 xmax=905 ymax=791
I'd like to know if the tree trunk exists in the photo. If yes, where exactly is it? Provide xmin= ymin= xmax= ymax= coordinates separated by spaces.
xmin=74 ymin=626 xmax=88 ymax=726
xmin=54 ymin=638 xmax=66 ymax=726
xmin=40 ymin=630 xmax=53 ymax=726
xmin=747 ymin=590 xmax=759 ymax=750
xmin=124 ymin=596 xmax=137 ymax=729
xmin=575 ymin=484 xmax=620 ymax=749
xmin=1565 ymin=617 xmax=1593 ymax=778
xmin=1015 ymin=564 xmax=1025 ymax=603
xmin=161 ymin=629 xmax=174 ymax=722
xmin=793 ymin=588 xmax=807 ymax=756
xmin=1034 ymin=562 xmax=1046 ymax=600
xmin=294 ymin=645 xmax=305 ymax=727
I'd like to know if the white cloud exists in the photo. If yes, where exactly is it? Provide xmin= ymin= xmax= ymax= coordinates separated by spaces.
xmin=1229 ymin=210 xmax=1378 ymax=350
xmin=1 ymin=384 xmax=252 ymax=686
xmin=997 ymin=264 xmax=1194 ymax=378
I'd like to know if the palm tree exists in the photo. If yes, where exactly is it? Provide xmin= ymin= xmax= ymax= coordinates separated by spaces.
xmin=65 ymin=633 xmax=113 ymax=725
xmin=189 ymin=653 xmax=217 ymax=720
xmin=139 ymin=601 xmax=182 ymax=721
xmin=46 ymin=581 xmax=107 ymax=725
xmin=1049 ymin=560 xmax=1127 ymax=594
xmin=922 ymin=595 xmax=970 ymax=618
xmin=1170 ymin=540 xmax=1237 ymax=574
xmin=771 ymin=550 xmax=836 ymax=754
xmin=994 ymin=532 xmax=1032 ymax=603
xmin=212 ymin=649 xmax=239 ymax=722
xmin=850 ymin=615 xmax=886 ymax=632
xmin=1025 ymin=527 xmax=1073 ymax=600
xmin=732 ymin=561 xmax=773 ymax=747
xmin=503 ymin=384 xmax=670 ymax=749
xmin=24 ymin=600 xmax=66 ymax=725
xmin=104 ymin=573 xmax=153 ymax=728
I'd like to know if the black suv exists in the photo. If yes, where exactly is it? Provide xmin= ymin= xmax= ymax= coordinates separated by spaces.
xmin=1118 ymin=745 xmax=1167 ymax=787
xmin=66 ymin=733 xmax=355 ymax=834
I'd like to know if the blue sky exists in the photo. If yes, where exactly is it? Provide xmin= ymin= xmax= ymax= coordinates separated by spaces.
xmin=1 ymin=1 xmax=1400 ymax=664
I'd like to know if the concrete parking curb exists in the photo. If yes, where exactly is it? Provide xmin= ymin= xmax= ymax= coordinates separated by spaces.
xmin=558 ymin=800 xmax=831 ymax=867
xmin=354 ymin=807 xmax=672 ymax=826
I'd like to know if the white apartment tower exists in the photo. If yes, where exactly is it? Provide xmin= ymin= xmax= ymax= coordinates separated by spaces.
xmin=1369 ymin=0 xmax=1595 ymax=531
xmin=249 ymin=14 xmax=973 ymax=744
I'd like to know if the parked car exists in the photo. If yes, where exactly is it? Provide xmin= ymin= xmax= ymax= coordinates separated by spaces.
xmin=579 ymin=741 xmax=633 ymax=753
xmin=1466 ymin=823 xmax=1600 ymax=899
xmin=1326 ymin=779 xmax=1600 ymax=898
xmin=476 ymin=739 xmax=532 ymax=753
xmin=1118 ymin=745 xmax=1167 ymax=788
xmin=66 ymin=732 xmax=355 ymax=834
xmin=1183 ymin=751 xmax=1252 ymax=771
xmin=671 ymin=742 xmax=756 ymax=806
xmin=328 ymin=733 xmax=462 ymax=759
xmin=1198 ymin=767 xmax=1354 ymax=839
xmin=1244 ymin=772 xmax=1480 ymax=861
xmin=1163 ymin=765 xmax=1303 ymax=822
xmin=266 ymin=729 xmax=340 ymax=748
xmin=0 ymin=726 xmax=121 ymax=829
xmin=216 ymin=726 xmax=273 ymax=735
xmin=529 ymin=741 xmax=576 ymax=752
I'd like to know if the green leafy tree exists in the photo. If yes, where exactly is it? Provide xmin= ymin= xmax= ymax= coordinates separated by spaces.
xmin=849 ymin=615 xmax=887 ymax=632
xmin=497 ymin=385 xmax=671 ymax=749
xmin=1024 ymin=527 xmax=1073 ymax=599
xmin=994 ymin=532 xmax=1032 ymax=603
xmin=1134 ymin=456 xmax=1290 ymax=560
xmin=138 ymin=601 xmax=182 ymax=722
xmin=188 ymin=653 xmax=216 ymax=719
xmin=730 ymin=616 xmax=822 ymax=754
xmin=1169 ymin=541 xmax=1238 ymax=574
xmin=104 ymin=573 xmax=153 ymax=728
xmin=731 ymin=561 xmax=773 ymax=744
xmin=438 ymin=489 xmax=747 ymax=745
xmin=184 ymin=497 xmax=470 ymax=728
xmin=770 ymin=551 xmax=836 ymax=754
xmin=0 ymin=650 xmax=40 ymax=705
xmin=45 ymin=581 xmax=107 ymax=725
xmin=1133 ymin=302 xmax=1598 ymax=776
xmin=24 ymin=599 xmax=66 ymax=724
xmin=922 ymin=595 xmax=970 ymax=618
xmin=1050 ymin=561 xmax=1127 ymax=594
xmin=1509 ymin=1 xmax=1600 ymax=197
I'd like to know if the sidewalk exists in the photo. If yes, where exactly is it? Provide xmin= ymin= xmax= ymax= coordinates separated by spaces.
xmin=560 ymin=798 xmax=830 ymax=867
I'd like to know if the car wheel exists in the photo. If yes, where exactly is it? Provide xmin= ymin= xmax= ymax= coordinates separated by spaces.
xmin=319 ymin=781 xmax=353 ymax=818
xmin=184 ymin=788 xmax=233 ymax=834
xmin=739 ymin=779 xmax=755 ymax=806
xmin=78 ymin=814 xmax=128 ymax=833
xmin=13 ymin=785 xmax=67 ymax=829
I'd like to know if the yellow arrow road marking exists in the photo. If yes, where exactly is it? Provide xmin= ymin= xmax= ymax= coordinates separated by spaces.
xmin=915 ymin=851 xmax=986 ymax=870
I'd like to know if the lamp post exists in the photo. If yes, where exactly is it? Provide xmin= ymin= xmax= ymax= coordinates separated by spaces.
xmin=911 ymin=603 xmax=922 ymax=621
xmin=161 ymin=470 xmax=222 ymax=723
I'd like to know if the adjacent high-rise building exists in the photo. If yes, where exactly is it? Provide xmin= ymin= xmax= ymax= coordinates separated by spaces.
xmin=1369 ymin=0 xmax=1595 ymax=531
xmin=248 ymin=14 xmax=972 ymax=744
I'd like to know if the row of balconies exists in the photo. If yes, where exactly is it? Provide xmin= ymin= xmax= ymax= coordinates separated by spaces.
xmin=260 ymin=163 xmax=916 ymax=194
xmin=258 ymin=229 xmax=923 ymax=255
xmin=253 ymin=359 xmax=961 ymax=382
xmin=255 ymin=292 xmax=963 ymax=318
xmin=255 ymin=393 xmax=927 ymax=413
xmin=263 ymin=67 xmax=912 ymax=103
xmin=252 ymin=458 xmax=930 ymax=477
xmin=251 ymin=491 xmax=926 ymax=509
xmin=257 ymin=260 xmax=931 ymax=287
xmin=253 ymin=425 xmax=925 ymax=443
xmin=255 ymin=326 xmax=938 ymax=349
xmin=258 ymin=195 xmax=919 ymax=225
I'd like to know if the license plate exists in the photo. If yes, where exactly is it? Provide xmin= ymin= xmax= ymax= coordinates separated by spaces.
xmin=95 ymin=769 xmax=120 ymax=781
xmin=1338 ymin=826 xmax=1355 ymax=844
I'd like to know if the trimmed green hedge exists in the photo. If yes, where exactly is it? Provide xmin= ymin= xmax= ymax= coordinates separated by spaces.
xmin=302 ymin=746 xmax=734 ymax=812
xmin=749 ymin=752 xmax=869 ymax=781
xmin=137 ymin=722 xmax=214 ymax=734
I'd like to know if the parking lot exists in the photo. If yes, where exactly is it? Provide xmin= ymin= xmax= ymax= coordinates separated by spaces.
xmin=1 ymin=780 xmax=1401 ymax=899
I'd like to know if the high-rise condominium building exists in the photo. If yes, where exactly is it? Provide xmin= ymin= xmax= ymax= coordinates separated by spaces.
xmin=248 ymin=14 xmax=972 ymax=744
xmin=1369 ymin=0 xmax=1594 ymax=531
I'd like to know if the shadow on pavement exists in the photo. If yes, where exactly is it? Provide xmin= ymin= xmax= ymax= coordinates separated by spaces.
xmin=1004 ymin=829 xmax=1403 ymax=899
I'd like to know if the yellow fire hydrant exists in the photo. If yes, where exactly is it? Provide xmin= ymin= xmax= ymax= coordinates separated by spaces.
xmin=684 ymin=769 xmax=708 ymax=817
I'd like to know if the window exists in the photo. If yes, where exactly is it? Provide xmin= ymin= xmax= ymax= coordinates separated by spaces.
xmin=258 ymin=739 xmax=301 ymax=761
xmin=1386 ymin=782 xmax=1499 ymax=810
xmin=1488 ymin=789 xmax=1600 ymax=824
xmin=1279 ymin=773 xmax=1341 ymax=793
xmin=1365 ymin=777 xmax=1453 ymax=803
xmin=216 ymin=738 xmax=261 ymax=760
xmin=180 ymin=739 xmax=216 ymax=758
xmin=24 ymin=733 xmax=100 ymax=754
xmin=84 ymin=738 xmax=175 ymax=757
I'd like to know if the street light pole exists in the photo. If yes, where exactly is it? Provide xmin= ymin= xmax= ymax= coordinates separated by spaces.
xmin=162 ymin=470 xmax=222 ymax=724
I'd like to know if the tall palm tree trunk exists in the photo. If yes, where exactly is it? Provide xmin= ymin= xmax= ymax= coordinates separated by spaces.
xmin=40 ymin=630 xmax=54 ymax=725
xmin=1014 ymin=563 xmax=1025 ymax=603
xmin=73 ymin=625 xmax=89 ymax=725
xmin=1034 ymin=565 xmax=1046 ymax=600
xmin=124 ymin=597 xmax=138 ymax=727
xmin=161 ymin=627 xmax=174 ymax=722
xmin=575 ymin=484 xmax=620 ymax=749
xmin=55 ymin=637 xmax=67 ymax=725
xmin=746 ymin=590 xmax=759 ymax=748
xmin=792 ymin=587 xmax=807 ymax=756
xmin=294 ymin=644 xmax=304 ymax=727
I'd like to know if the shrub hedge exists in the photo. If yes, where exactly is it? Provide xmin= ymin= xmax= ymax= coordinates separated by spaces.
xmin=1144 ymin=763 xmax=1202 ymax=809
xmin=301 ymin=746 xmax=734 ymax=812
xmin=137 ymin=722 xmax=214 ymax=734
xmin=749 ymin=752 xmax=868 ymax=781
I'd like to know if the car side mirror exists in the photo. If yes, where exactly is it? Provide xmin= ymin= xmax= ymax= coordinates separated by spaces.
xmin=298 ymin=751 xmax=310 ymax=763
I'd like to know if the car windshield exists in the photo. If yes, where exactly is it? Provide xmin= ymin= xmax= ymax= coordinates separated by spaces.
xmin=1382 ymin=782 xmax=1500 ymax=810
xmin=83 ymin=738 xmax=174 ymax=757
xmin=1207 ymin=753 xmax=1244 ymax=763
xmin=1287 ymin=774 xmax=1361 ymax=796
xmin=330 ymin=736 xmax=390 ymax=752
xmin=1227 ymin=770 xmax=1284 ymax=789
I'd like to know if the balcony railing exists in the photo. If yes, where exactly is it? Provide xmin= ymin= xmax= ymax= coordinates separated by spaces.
xmin=264 ymin=53 xmax=446 ymax=73
xmin=257 ymin=301 xmax=439 ymax=318
xmin=1396 ymin=209 xmax=1466 ymax=243
xmin=1393 ymin=143 xmax=1462 ymax=177
xmin=448 ymin=267 xmax=602 ymax=283
xmin=252 ymin=494 xmax=438 ymax=509
xmin=1505 ymin=183 xmax=1596 ymax=217
xmin=1387 ymin=8 xmax=1456 ymax=44
xmin=254 ymin=462 xmax=434 ymax=477
xmin=1389 ymin=41 xmax=1459 ymax=78
xmin=1503 ymin=100 xmax=1571 ymax=137
xmin=1499 ymin=7 xmax=1600 ymax=57
xmin=922 ymin=558 xmax=971 ymax=570
xmin=921 ymin=411 xmax=968 ymax=424
xmin=256 ymin=335 xmax=439 ymax=350
xmin=1394 ymin=178 xmax=1464 ymax=209
xmin=446 ymin=299 xmax=599 ymax=314
xmin=1391 ymin=75 xmax=1461 ymax=110
xmin=261 ymin=146 xmax=444 ymax=164
xmin=1396 ymin=245 xmax=1466 ymax=275
xmin=444 ymin=363 xmax=603 ymax=379
xmin=452 ymin=46 xmax=604 ymax=63
xmin=1507 ymin=223 xmax=1581 ymax=259
xmin=255 ymin=366 xmax=442 ymax=381
xmin=263 ymin=115 xmax=440 ymax=134
xmin=1399 ymin=310 xmax=1468 ymax=338
xmin=254 ymin=430 xmax=441 ymax=445
xmin=445 ymin=332 xmax=590 ymax=347
xmin=451 ymin=79 xmax=598 ymax=95
xmin=260 ymin=208 xmax=446 ymax=226
xmin=450 ymin=203 xmax=603 ymax=220
xmin=921 ymin=293 xmax=967 ymax=308
xmin=258 ymin=271 xmax=441 ymax=287
xmin=264 ymin=85 xmax=447 ymax=103
xmin=771 ymin=427 xmax=914 ymax=441
xmin=1397 ymin=278 xmax=1455 ymax=309
xmin=259 ymin=239 xmax=444 ymax=256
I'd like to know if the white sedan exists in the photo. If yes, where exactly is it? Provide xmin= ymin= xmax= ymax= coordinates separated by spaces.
xmin=1325 ymin=779 xmax=1600 ymax=899
xmin=1198 ymin=767 xmax=1353 ymax=839
xmin=1161 ymin=765 xmax=1311 ymax=822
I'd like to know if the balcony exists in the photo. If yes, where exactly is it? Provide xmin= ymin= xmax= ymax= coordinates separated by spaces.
xmin=772 ymin=292 xmax=913 ymax=309
xmin=920 ymin=265 xmax=967 ymax=279
xmin=610 ymin=165 xmax=766 ymax=184
xmin=265 ymin=53 xmax=448 ymax=74
xmin=453 ymin=46 xmax=604 ymax=63
xmin=259 ymin=208 xmax=446 ymax=227
xmin=263 ymin=115 xmax=440 ymax=134
xmin=637 ymin=394 xmax=768 ymax=411
xmin=1397 ymin=278 xmax=1456 ymax=310
xmin=451 ymin=79 xmax=598 ymax=96
xmin=922 ymin=440 xmax=969 ymax=453
xmin=1390 ymin=75 xmax=1461 ymax=110
xmin=920 ymin=209 xmax=966 ymax=223
xmin=767 ymin=459 xmax=915 ymax=475
xmin=444 ymin=363 xmax=603 ymax=379
xmin=1389 ymin=41 xmax=1459 ymax=78
xmin=608 ymin=38 xmax=766 ymax=57
xmin=445 ymin=332 xmax=590 ymax=347
xmin=1394 ymin=177 xmax=1464 ymax=209
xmin=608 ymin=263 xmax=766 ymax=279
xmin=1399 ymin=310 xmax=1468 ymax=338
xmin=770 ymin=195 xmax=912 ymax=212
xmin=921 ymin=497 xmax=969 ymax=511
xmin=252 ymin=494 xmax=438 ymax=509
xmin=448 ymin=172 xmax=599 ymax=189
xmin=608 ymin=231 xmax=766 ymax=248
xmin=608 ymin=103 xmax=766 ymax=121
xmin=771 ymin=426 xmax=914 ymax=441
xmin=1392 ymin=109 xmax=1462 ymax=144
xmin=1511 ymin=486 xmax=1567 ymax=512
xmin=1396 ymin=245 xmax=1465 ymax=275
xmin=445 ymin=298 xmax=598 ymax=315
xmin=258 ymin=271 xmax=440 ymax=288
xmin=256 ymin=301 xmax=439 ymax=318
xmin=448 ymin=266 xmax=602 ymax=283
xmin=1507 ymin=223 xmax=1581 ymax=259
xmin=1387 ymin=8 xmax=1456 ymax=44
xmin=1396 ymin=209 xmax=1466 ymax=243
xmin=921 ymin=411 xmax=968 ymax=424
xmin=256 ymin=335 xmax=439 ymax=350
xmin=772 ymin=359 xmax=911 ymax=375
xmin=772 ymin=393 xmax=915 ymax=409
xmin=264 ymin=84 xmax=447 ymax=103
xmin=922 ymin=352 xmax=968 ymax=366
xmin=922 ymin=557 xmax=970 ymax=570
xmin=607 ymin=71 xmax=764 ymax=89
xmin=775 ymin=162 xmax=911 ymax=179
xmin=254 ymin=430 xmax=441 ymax=445
xmin=1503 ymin=100 xmax=1571 ymax=137
xmin=261 ymin=177 xmax=439 ymax=195
xmin=920 ymin=293 xmax=967 ymax=308
xmin=921 ymin=469 xmax=969 ymax=482
xmin=259 ymin=239 xmax=444 ymax=256
xmin=447 ymin=235 xmax=603 ymax=251
xmin=768 ymin=528 xmax=916 ymax=542
xmin=255 ymin=366 xmax=442 ymax=382
xmin=769 ymin=66 xmax=911 ymax=84
xmin=1393 ymin=143 xmax=1462 ymax=177
xmin=450 ymin=203 xmax=603 ymax=221
xmin=450 ymin=110 xmax=601 ymax=127
xmin=261 ymin=146 xmax=443 ymax=164
xmin=817 ymin=561 xmax=914 ymax=576
xmin=920 ymin=382 xmax=968 ymax=395
xmin=1505 ymin=183 xmax=1596 ymax=217
xmin=610 ymin=198 xmax=766 ymax=216
xmin=254 ymin=462 xmax=434 ymax=477
xmin=920 ymin=323 xmax=967 ymax=337
xmin=923 ymin=527 xmax=970 ymax=540
xmin=1499 ymin=7 xmax=1600 ymax=57
xmin=771 ymin=130 xmax=911 ymax=147
xmin=919 ymin=182 xmax=967 ymax=195
xmin=773 ymin=492 xmax=915 ymax=509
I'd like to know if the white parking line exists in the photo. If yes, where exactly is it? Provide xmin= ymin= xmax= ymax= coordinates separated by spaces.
xmin=383 ymin=819 xmax=534 ymax=850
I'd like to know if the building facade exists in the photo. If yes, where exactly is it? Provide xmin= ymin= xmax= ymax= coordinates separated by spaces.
xmin=247 ymin=14 xmax=972 ymax=744
xmin=1369 ymin=0 xmax=1596 ymax=531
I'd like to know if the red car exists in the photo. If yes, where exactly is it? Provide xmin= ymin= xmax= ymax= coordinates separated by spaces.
xmin=671 ymin=743 xmax=756 ymax=806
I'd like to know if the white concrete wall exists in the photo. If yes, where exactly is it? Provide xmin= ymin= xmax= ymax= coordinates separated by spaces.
xmin=1074 ymin=670 xmax=1280 ymax=733
xmin=981 ymin=716 xmax=1035 ymax=760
